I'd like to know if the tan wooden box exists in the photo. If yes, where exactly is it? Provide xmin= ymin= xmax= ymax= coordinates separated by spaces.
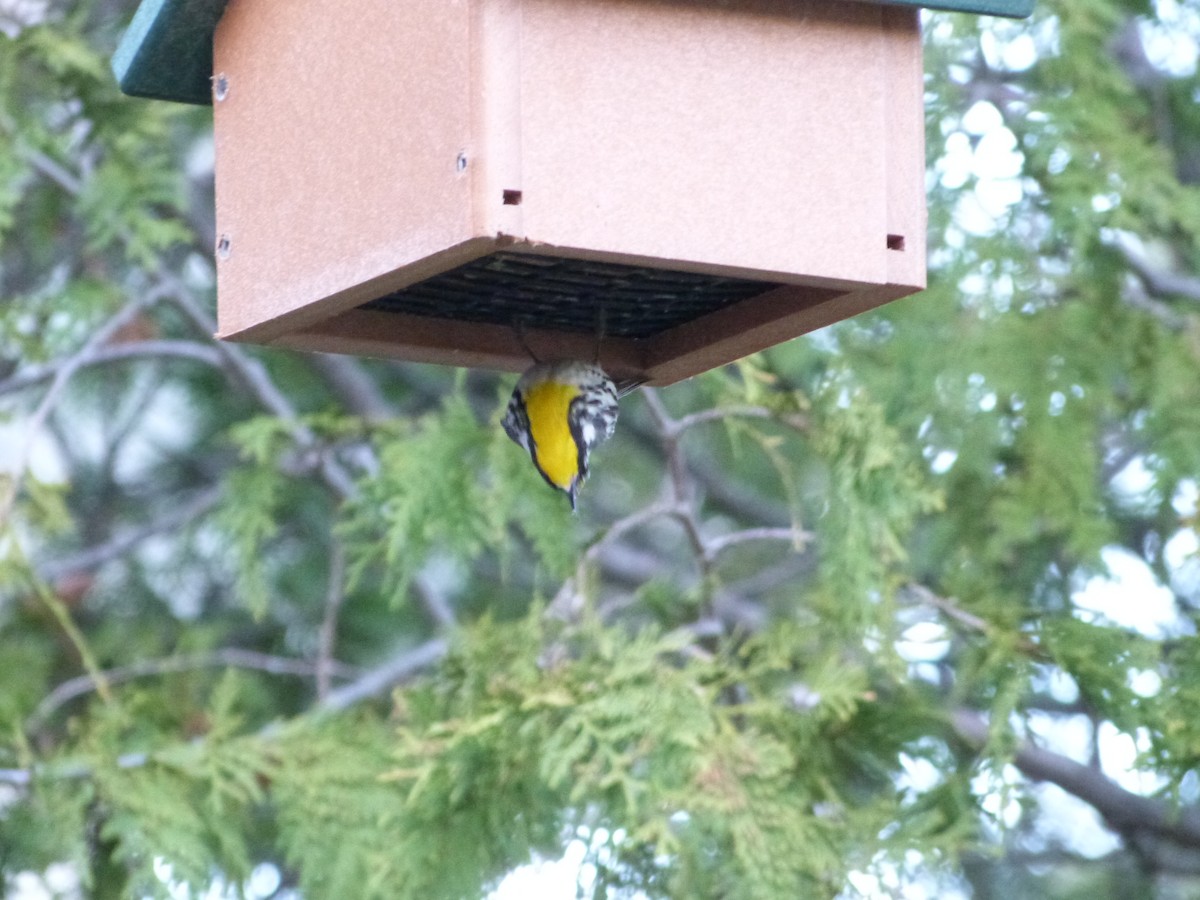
xmin=210 ymin=0 xmax=926 ymax=385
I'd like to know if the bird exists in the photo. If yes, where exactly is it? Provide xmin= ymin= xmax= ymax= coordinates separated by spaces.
xmin=501 ymin=360 xmax=619 ymax=510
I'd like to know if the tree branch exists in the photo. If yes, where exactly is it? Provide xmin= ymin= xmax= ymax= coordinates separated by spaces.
xmin=317 ymin=638 xmax=449 ymax=713
xmin=307 ymin=353 xmax=397 ymax=419
xmin=21 ymin=146 xmax=83 ymax=195
xmin=704 ymin=527 xmax=810 ymax=562
xmin=0 ymin=286 xmax=172 ymax=522
xmin=28 ymin=649 xmax=362 ymax=733
xmin=414 ymin=571 xmax=457 ymax=630
xmin=162 ymin=281 xmax=359 ymax=500
xmin=904 ymin=583 xmax=994 ymax=635
xmin=38 ymin=486 xmax=223 ymax=583
xmin=903 ymin=583 xmax=1047 ymax=660
xmin=953 ymin=710 xmax=1200 ymax=857
xmin=548 ymin=502 xmax=677 ymax=619
xmin=555 ymin=393 xmax=811 ymax=621
xmin=641 ymin=389 xmax=692 ymax=505
xmin=18 ymin=144 xmax=360 ymax=503
xmin=1109 ymin=230 xmax=1200 ymax=306
xmin=315 ymin=541 xmax=348 ymax=702
xmin=0 ymin=340 xmax=226 ymax=397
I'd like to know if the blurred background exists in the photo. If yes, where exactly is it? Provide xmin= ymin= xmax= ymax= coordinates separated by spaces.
xmin=3 ymin=1 xmax=1200 ymax=897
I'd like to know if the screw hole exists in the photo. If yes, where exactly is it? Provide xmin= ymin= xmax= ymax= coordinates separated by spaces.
xmin=216 ymin=234 xmax=232 ymax=260
xmin=502 ymin=189 xmax=522 ymax=206
xmin=456 ymin=152 xmax=468 ymax=173
xmin=213 ymin=73 xmax=229 ymax=102
xmin=886 ymin=234 xmax=905 ymax=251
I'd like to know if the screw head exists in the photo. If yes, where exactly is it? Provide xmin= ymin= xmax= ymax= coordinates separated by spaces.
xmin=213 ymin=73 xmax=230 ymax=102
xmin=216 ymin=234 xmax=232 ymax=260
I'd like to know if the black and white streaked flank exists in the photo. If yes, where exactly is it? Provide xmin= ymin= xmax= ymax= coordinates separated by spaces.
xmin=501 ymin=386 xmax=533 ymax=455
xmin=570 ymin=363 xmax=618 ymax=475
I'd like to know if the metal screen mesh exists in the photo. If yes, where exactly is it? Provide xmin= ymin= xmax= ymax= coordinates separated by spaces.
xmin=361 ymin=252 xmax=779 ymax=340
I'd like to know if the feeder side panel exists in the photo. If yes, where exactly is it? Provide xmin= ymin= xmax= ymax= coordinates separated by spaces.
xmin=882 ymin=4 xmax=926 ymax=290
xmin=513 ymin=0 xmax=899 ymax=286
xmin=213 ymin=0 xmax=477 ymax=340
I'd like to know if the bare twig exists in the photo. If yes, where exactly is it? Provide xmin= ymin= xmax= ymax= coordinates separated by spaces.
xmin=0 ymin=286 xmax=171 ymax=524
xmin=953 ymin=709 xmax=1200 ymax=859
xmin=18 ymin=144 xmax=360 ymax=503
xmin=620 ymin=414 xmax=791 ymax=526
xmin=4 ymin=637 xmax=440 ymax=784
xmin=38 ymin=486 xmax=223 ymax=583
xmin=547 ymin=502 xmax=676 ymax=619
xmin=308 ymin=353 xmax=397 ymax=419
xmin=1110 ymin=230 xmax=1200 ymax=305
xmin=685 ymin=452 xmax=792 ymax=527
xmin=674 ymin=405 xmax=808 ymax=436
xmin=904 ymin=583 xmax=994 ymax=636
xmin=163 ymin=281 xmax=359 ymax=500
xmin=641 ymin=389 xmax=691 ymax=505
xmin=703 ymin=527 xmax=809 ymax=562
xmin=10 ymin=640 xmax=440 ymax=785
xmin=318 ymin=638 xmax=449 ymax=713
xmin=414 ymin=572 xmax=457 ymax=630
xmin=904 ymin=583 xmax=1047 ymax=660
xmin=21 ymin=147 xmax=83 ymax=195
xmin=645 ymin=397 xmax=807 ymax=442
xmin=670 ymin=405 xmax=772 ymax=434
xmin=665 ymin=504 xmax=709 ymax=563
xmin=0 ymin=340 xmax=226 ymax=397
xmin=29 ymin=648 xmax=362 ymax=732
xmin=559 ymin=392 xmax=810 ymax=622
xmin=315 ymin=541 xmax=348 ymax=701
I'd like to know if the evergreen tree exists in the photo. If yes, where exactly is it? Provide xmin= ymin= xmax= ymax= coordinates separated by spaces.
xmin=2 ymin=1 xmax=1200 ymax=897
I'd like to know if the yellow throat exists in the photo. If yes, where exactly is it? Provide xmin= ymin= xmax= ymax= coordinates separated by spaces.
xmin=524 ymin=379 xmax=581 ymax=490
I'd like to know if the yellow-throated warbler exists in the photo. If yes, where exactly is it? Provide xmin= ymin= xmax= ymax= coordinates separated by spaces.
xmin=501 ymin=360 xmax=619 ymax=509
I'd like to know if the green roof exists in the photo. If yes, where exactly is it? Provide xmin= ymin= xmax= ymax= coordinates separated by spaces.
xmin=112 ymin=0 xmax=228 ymax=106
xmin=890 ymin=0 xmax=1033 ymax=14
xmin=112 ymin=0 xmax=1034 ymax=107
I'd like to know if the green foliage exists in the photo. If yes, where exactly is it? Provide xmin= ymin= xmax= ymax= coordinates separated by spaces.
xmin=484 ymin=407 xmax=582 ymax=582
xmin=1040 ymin=618 xmax=1158 ymax=730
xmin=375 ymin=614 xmax=923 ymax=900
xmin=4 ymin=674 xmax=272 ymax=897
xmin=19 ymin=476 xmax=74 ymax=536
xmin=339 ymin=394 xmax=498 ymax=604
xmin=0 ymin=20 xmax=197 ymax=272
xmin=271 ymin=717 xmax=412 ymax=899
xmin=214 ymin=466 xmax=291 ymax=619
xmin=1152 ymin=637 xmax=1200 ymax=773
xmin=0 ymin=774 xmax=93 ymax=889
xmin=807 ymin=371 xmax=945 ymax=619
xmin=341 ymin=391 xmax=579 ymax=609
xmin=218 ymin=414 xmax=358 ymax=617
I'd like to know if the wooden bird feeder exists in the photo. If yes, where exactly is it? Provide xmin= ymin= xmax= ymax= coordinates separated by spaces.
xmin=114 ymin=0 xmax=1033 ymax=386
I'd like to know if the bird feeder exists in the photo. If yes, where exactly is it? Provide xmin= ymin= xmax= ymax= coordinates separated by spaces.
xmin=114 ymin=0 xmax=1033 ymax=386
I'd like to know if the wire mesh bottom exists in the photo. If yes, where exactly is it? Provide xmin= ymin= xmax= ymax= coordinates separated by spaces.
xmin=361 ymin=252 xmax=780 ymax=340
